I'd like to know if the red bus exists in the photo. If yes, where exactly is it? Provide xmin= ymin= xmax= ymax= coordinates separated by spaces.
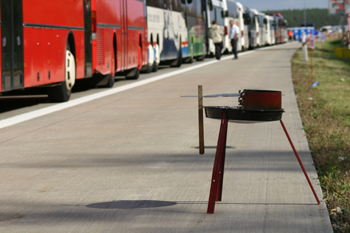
xmin=273 ymin=13 xmax=287 ymax=44
xmin=0 ymin=0 xmax=147 ymax=102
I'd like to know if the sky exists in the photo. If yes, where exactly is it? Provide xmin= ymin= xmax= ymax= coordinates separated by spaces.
xmin=236 ymin=0 xmax=329 ymax=11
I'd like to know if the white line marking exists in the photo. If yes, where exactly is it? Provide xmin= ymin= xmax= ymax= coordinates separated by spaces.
xmin=0 ymin=43 xmax=295 ymax=129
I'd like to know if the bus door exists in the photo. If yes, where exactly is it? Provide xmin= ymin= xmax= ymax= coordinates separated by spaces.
xmin=84 ymin=0 xmax=92 ymax=77
xmin=1 ymin=0 xmax=24 ymax=92
xmin=121 ymin=0 xmax=128 ymax=70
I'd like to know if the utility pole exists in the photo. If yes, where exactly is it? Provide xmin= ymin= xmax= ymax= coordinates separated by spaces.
xmin=304 ymin=1 xmax=306 ymax=26
xmin=342 ymin=1 xmax=347 ymax=60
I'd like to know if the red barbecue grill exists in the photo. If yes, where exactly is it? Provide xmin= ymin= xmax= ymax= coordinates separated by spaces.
xmin=201 ymin=89 xmax=320 ymax=214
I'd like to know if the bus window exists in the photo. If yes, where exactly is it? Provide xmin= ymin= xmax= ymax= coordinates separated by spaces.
xmin=215 ymin=7 xmax=224 ymax=25
xmin=209 ymin=7 xmax=215 ymax=23
xmin=259 ymin=15 xmax=264 ymax=27
xmin=171 ymin=0 xmax=183 ymax=11
xmin=147 ymin=0 xmax=164 ymax=8
xmin=250 ymin=11 xmax=256 ymax=29
xmin=227 ymin=1 xmax=237 ymax=18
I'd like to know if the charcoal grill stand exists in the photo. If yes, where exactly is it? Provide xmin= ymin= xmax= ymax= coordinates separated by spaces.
xmin=207 ymin=109 xmax=320 ymax=214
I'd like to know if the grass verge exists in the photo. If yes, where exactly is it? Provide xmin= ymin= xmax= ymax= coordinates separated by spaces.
xmin=291 ymin=39 xmax=350 ymax=232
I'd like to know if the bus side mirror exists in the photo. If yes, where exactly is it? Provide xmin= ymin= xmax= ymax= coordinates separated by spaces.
xmin=243 ymin=13 xmax=251 ymax=25
xmin=263 ymin=18 xmax=267 ymax=24
xmin=187 ymin=0 xmax=193 ymax=3
xmin=208 ymin=0 xmax=213 ymax=11
xmin=221 ymin=10 xmax=229 ymax=18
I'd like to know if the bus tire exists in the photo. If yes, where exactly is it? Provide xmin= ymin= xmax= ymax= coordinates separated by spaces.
xmin=126 ymin=44 xmax=141 ymax=80
xmin=152 ymin=61 xmax=158 ymax=72
xmin=142 ymin=44 xmax=153 ymax=73
xmin=196 ymin=54 xmax=205 ymax=61
xmin=48 ymin=43 xmax=75 ymax=102
xmin=143 ymin=64 xmax=152 ymax=73
xmin=126 ymin=68 xmax=140 ymax=80
xmin=104 ymin=46 xmax=115 ymax=87
xmin=187 ymin=43 xmax=194 ymax=63
xmin=152 ymin=44 xmax=159 ymax=72
xmin=103 ymin=74 xmax=115 ymax=88
xmin=170 ymin=44 xmax=182 ymax=67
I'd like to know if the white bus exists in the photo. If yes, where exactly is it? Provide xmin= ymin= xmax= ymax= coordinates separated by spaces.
xmin=249 ymin=9 xmax=259 ymax=48
xmin=223 ymin=0 xmax=242 ymax=54
xmin=265 ymin=15 xmax=276 ymax=45
xmin=206 ymin=0 xmax=225 ymax=56
xmin=257 ymin=12 xmax=267 ymax=46
xmin=236 ymin=2 xmax=249 ymax=51
xmin=146 ymin=0 xmax=207 ymax=69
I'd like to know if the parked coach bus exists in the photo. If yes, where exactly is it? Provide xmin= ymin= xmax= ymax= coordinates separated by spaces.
xmin=206 ymin=0 xmax=225 ymax=56
xmin=257 ymin=12 xmax=266 ymax=46
xmin=273 ymin=13 xmax=287 ymax=43
xmin=1 ymin=0 xmax=147 ymax=102
xmin=243 ymin=8 xmax=257 ymax=49
xmin=249 ymin=9 xmax=260 ymax=48
xmin=236 ymin=2 xmax=249 ymax=51
xmin=146 ymin=0 xmax=206 ymax=69
xmin=223 ymin=0 xmax=237 ymax=54
xmin=223 ymin=0 xmax=248 ymax=54
xmin=265 ymin=15 xmax=276 ymax=45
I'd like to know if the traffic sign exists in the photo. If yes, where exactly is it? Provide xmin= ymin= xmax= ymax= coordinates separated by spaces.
xmin=329 ymin=0 xmax=350 ymax=14
xmin=309 ymin=35 xmax=316 ymax=49
xmin=319 ymin=32 xmax=326 ymax=42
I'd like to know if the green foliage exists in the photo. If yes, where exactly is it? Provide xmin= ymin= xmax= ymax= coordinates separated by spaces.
xmin=263 ymin=8 xmax=341 ymax=29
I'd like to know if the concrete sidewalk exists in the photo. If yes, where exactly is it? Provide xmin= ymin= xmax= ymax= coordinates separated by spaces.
xmin=0 ymin=42 xmax=332 ymax=232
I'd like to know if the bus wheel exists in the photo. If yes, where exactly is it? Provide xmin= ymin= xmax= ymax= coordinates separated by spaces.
xmin=143 ymin=64 xmax=152 ymax=73
xmin=170 ymin=43 xmax=182 ymax=67
xmin=196 ymin=43 xmax=206 ymax=61
xmin=187 ymin=43 xmax=194 ymax=63
xmin=103 ymin=47 xmax=115 ymax=88
xmin=48 ymin=43 xmax=76 ymax=102
xmin=142 ymin=44 xmax=153 ymax=73
xmin=196 ymin=55 xmax=205 ymax=61
xmin=126 ymin=45 xmax=141 ymax=80
xmin=152 ymin=44 xmax=159 ymax=72
xmin=126 ymin=68 xmax=139 ymax=80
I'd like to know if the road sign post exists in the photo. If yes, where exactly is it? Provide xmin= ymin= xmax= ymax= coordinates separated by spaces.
xmin=320 ymin=32 xmax=326 ymax=69
xmin=309 ymin=33 xmax=316 ymax=86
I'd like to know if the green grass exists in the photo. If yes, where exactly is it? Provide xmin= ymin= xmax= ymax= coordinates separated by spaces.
xmin=291 ymin=39 xmax=350 ymax=232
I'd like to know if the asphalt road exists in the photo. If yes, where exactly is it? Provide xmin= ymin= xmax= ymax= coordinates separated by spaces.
xmin=0 ymin=43 xmax=333 ymax=232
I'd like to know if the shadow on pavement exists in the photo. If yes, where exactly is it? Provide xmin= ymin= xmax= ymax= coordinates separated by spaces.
xmin=86 ymin=200 xmax=177 ymax=209
xmin=193 ymin=146 xmax=236 ymax=149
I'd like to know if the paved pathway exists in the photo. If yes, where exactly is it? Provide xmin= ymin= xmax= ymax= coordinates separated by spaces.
xmin=0 ymin=43 xmax=333 ymax=232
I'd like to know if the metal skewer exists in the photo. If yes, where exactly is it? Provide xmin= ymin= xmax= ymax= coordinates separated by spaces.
xmin=181 ymin=93 xmax=241 ymax=98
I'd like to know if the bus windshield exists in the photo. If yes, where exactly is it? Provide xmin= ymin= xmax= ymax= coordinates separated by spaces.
xmin=250 ymin=11 xmax=256 ymax=29
xmin=210 ymin=6 xmax=225 ymax=26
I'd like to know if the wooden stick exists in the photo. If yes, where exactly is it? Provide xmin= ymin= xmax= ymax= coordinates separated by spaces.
xmin=310 ymin=47 xmax=313 ymax=85
xmin=322 ymin=42 xmax=325 ymax=69
xmin=198 ymin=85 xmax=205 ymax=154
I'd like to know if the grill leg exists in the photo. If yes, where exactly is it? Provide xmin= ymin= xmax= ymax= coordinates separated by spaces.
xmin=280 ymin=120 xmax=320 ymax=205
xmin=217 ymin=121 xmax=228 ymax=202
xmin=207 ymin=111 xmax=228 ymax=214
